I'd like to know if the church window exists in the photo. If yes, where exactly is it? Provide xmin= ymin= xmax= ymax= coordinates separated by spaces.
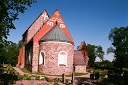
xmin=39 ymin=51 xmax=45 ymax=65
xmin=26 ymin=48 xmax=32 ymax=65
xmin=58 ymin=51 xmax=67 ymax=66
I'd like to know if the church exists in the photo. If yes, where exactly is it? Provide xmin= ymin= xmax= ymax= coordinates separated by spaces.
xmin=18 ymin=9 xmax=89 ymax=75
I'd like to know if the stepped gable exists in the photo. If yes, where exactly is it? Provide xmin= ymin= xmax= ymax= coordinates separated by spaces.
xmin=22 ymin=9 xmax=49 ymax=44
xmin=40 ymin=24 xmax=72 ymax=43
xmin=33 ymin=9 xmax=74 ymax=43
xmin=74 ymin=50 xmax=86 ymax=65
xmin=77 ymin=41 xmax=87 ymax=51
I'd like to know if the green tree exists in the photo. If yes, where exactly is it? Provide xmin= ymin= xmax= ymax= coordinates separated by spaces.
xmin=95 ymin=45 xmax=104 ymax=61
xmin=86 ymin=44 xmax=96 ymax=66
xmin=18 ymin=40 xmax=22 ymax=49
xmin=0 ymin=41 xmax=20 ymax=65
xmin=86 ymin=44 xmax=104 ymax=66
xmin=101 ymin=60 xmax=113 ymax=68
xmin=6 ymin=42 xmax=19 ymax=65
xmin=0 ymin=0 xmax=37 ymax=48
xmin=107 ymin=26 xmax=128 ymax=70
xmin=0 ymin=0 xmax=37 ymax=64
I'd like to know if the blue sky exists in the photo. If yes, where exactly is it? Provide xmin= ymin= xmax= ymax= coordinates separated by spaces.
xmin=8 ymin=0 xmax=128 ymax=61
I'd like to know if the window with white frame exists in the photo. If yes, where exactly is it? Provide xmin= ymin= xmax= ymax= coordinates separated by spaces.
xmin=39 ymin=51 xmax=45 ymax=65
xmin=58 ymin=51 xmax=67 ymax=66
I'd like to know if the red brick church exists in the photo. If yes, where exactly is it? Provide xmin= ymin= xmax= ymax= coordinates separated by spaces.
xmin=18 ymin=9 xmax=89 ymax=75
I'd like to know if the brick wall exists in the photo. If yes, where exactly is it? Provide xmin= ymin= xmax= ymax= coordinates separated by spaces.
xmin=18 ymin=46 xmax=25 ymax=68
xmin=38 ymin=41 xmax=74 ymax=75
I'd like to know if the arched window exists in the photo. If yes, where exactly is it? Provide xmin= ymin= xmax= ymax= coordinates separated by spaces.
xmin=39 ymin=51 xmax=45 ymax=65
xmin=58 ymin=51 xmax=67 ymax=66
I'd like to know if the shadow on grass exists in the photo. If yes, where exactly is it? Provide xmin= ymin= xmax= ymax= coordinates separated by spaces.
xmin=0 ymin=73 xmax=19 ymax=85
xmin=99 ymin=75 xmax=128 ymax=85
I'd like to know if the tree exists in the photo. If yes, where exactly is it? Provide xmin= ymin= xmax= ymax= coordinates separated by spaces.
xmin=17 ymin=40 xmax=22 ymax=49
xmin=0 ymin=0 xmax=37 ymax=64
xmin=107 ymin=26 xmax=128 ymax=70
xmin=86 ymin=44 xmax=96 ymax=66
xmin=0 ymin=41 xmax=22 ymax=65
xmin=95 ymin=45 xmax=104 ymax=61
xmin=0 ymin=41 xmax=21 ymax=65
xmin=0 ymin=0 xmax=37 ymax=48
xmin=86 ymin=44 xmax=104 ymax=66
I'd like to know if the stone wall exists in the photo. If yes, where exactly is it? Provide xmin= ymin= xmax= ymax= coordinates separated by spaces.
xmin=27 ymin=10 xmax=48 ymax=43
xmin=39 ymin=41 xmax=74 ymax=75
xmin=75 ymin=66 xmax=86 ymax=73
xmin=32 ymin=42 xmax=39 ymax=72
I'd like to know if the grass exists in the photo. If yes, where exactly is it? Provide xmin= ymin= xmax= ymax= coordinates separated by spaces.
xmin=87 ymin=68 xmax=108 ymax=74
xmin=66 ymin=72 xmax=88 ymax=77
xmin=20 ymin=68 xmax=32 ymax=73
xmin=122 ymin=68 xmax=128 ymax=71
xmin=20 ymin=68 xmax=88 ymax=77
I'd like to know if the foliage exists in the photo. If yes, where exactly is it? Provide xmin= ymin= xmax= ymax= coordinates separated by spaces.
xmin=17 ymin=40 xmax=22 ymax=49
xmin=25 ymin=76 xmax=31 ymax=80
xmin=43 ymin=76 xmax=53 ymax=82
xmin=0 ymin=0 xmax=37 ymax=64
xmin=95 ymin=60 xmax=114 ymax=68
xmin=35 ymin=76 xmax=40 ymax=80
xmin=107 ymin=26 xmax=128 ymax=70
xmin=3 ymin=40 xmax=23 ymax=65
xmin=54 ymin=78 xmax=59 ymax=82
xmin=86 ymin=44 xmax=104 ymax=66
xmin=18 ymin=75 xmax=24 ymax=80
xmin=95 ymin=45 xmax=104 ymax=61
xmin=0 ymin=42 xmax=19 ymax=65
xmin=86 ymin=44 xmax=96 ymax=66
xmin=0 ymin=0 xmax=37 ymax=47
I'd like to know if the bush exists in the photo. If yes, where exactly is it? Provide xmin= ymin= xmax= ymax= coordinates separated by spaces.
xmin=23 ymin=74 xmax=31 ymax=80
xmin=43 ymin=76 xmax=53 ymax=82
xmin=90 ymin=73 xmax=95 ymax=80
xmin=18 ymin=76 xmax=23 ymax=80
xmin=35 ymin=76 xmax=40 ymax=80
xmin=95 ymin=72 xmax=99 ymax=80
xmin=54 ymin=78 xmax=59 ymax=82
xmin=25 ymin=76 xmax=31 ymax=80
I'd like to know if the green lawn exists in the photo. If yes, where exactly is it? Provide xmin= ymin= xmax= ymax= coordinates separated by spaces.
xmin=20 ymin=68 xmax=88 ymax=77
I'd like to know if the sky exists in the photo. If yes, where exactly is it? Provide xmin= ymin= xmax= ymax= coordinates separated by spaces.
xmin=8 ymin=0 xmax=128 ymax=61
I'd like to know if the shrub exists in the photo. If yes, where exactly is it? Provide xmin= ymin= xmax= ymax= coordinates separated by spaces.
xmin=43 ymin=76 xmax=53 ymax=82
xmin=90 ymin=73 xmax=95 ymax=80
xmin=95 ymin=72 xmax=100 ymax=80
xmin=23 ymin=74 xmax=31 ymax=80
xmin=18 ymin=76 xmax=23 ymax=80
xmin=54 ymin=78 xmax=59 ymax=82
xmin=25 ymin=76 xmax=31 ymax=80
xmin=35 ymin=76 xmax=40 ymax=80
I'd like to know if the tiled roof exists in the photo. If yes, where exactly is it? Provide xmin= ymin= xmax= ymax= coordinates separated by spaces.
xmin=73 ymin=50 xmax=86 ymax=65
xmin=41 ymin=25 xmax=72 ymax=43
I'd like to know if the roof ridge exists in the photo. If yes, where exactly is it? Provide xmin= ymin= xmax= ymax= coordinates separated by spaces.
xmin=22 ymin=9 xmax=49 ymax=36
xmin=40 ymin=24 xmax=72 ymax=43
